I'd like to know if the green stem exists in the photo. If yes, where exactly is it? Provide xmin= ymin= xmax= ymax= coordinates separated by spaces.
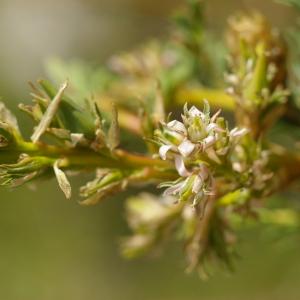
xmin=1 ymin=141 xmax=171 ymax=171
xmin=174 ymin=86 xmax=235 ymax=110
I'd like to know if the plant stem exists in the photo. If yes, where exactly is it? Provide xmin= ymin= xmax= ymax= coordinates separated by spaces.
xmin=186 ymin=184 xmax=218 ymax=272
xmin=1 ymin=141 xmax=171 ymax=171
xmin=174 ymin=87 xmax=235 ymax=110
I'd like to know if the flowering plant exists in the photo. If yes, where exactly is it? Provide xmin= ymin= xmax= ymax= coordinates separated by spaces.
xmin=2 ymin=0 xmax=300 ymax=277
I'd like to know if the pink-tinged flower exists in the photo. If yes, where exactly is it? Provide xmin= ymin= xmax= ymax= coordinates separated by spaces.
xmin=160 ymin=164 xmax=214 ymax=206
xmin=156 ymin=101 xmax=247 ymax=205
xmin=157 ymin=101 xmax=247 ymax=169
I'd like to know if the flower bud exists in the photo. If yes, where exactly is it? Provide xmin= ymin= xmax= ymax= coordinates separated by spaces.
xmin=226 ymin=12 xmax=287 ymax=89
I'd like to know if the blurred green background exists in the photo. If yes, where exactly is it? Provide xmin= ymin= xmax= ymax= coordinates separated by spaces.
xmin=1 ymin=0 xmax=300 ymax=299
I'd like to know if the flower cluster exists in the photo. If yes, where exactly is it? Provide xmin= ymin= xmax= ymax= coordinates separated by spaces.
xmin=230 ymin=141 xmax=274 ymax=193
xmin=159 ymin=165 xmax=213 ymax=206
xmin=155 ymin=102 xmax=247 ymax=205
xmin=225 ymin=12 xmax=289 ymax=139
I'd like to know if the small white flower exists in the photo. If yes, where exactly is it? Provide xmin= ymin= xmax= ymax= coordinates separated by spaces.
xmin=156 ymin=102 xmax=248 ymax=205
xmin=161 ymin=163 xmax=213 ymax=205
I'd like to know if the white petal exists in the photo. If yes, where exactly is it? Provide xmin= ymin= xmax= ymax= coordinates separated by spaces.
xmin=206 ymin=123 xmax=218 ymax=131
xmin=175 ymin=155 xmax=190 ymax=177
xmin=178 ymin=139 xmax=195 ymax=157
xmin=159 ymin=145 xmax=174 ymax=160
xmin=203 ymin=135 xmax=216 ymax=149
xmin=165 ymin=130 xmax=185 ymax=143
xmin=229 ymin=127 xmax=237 ymax=136
xmin=163 ymin=181 xmax=184 ymax=196
xmin=189 ymin=106 xmax=204 ymax=118
xmin=230 ymin=128 xmax=248 ymax=138
xmin=167 ymin=120 xmax=187 ymax=134
xmin=213 ymin=127 xmax=226 ymax=133
xmin=207 ymin=123 xmax=225 ymax=133
xmin=206 ymin=123 xmax=218 ymax=132
xmin=192 ymin=175 xmax=203 ymax=193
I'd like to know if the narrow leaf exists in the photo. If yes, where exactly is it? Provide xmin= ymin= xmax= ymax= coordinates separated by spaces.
xmin=0 ymin=102 xmax=20 ymax=133
xmin=107 ymin=103 xmax=120 ymax=151
xmin=31 ymin=81 xmax=68 ymax=143
xmin=53 ymin=160 xmax=72 ymax=199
